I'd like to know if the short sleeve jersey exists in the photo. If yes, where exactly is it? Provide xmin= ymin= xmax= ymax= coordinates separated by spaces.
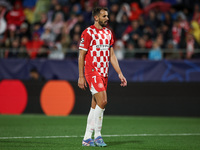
xmin=79 ymin=25 xmax=114 ymax=77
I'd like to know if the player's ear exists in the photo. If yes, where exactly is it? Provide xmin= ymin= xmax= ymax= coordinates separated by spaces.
xmin=94 ymin=15 xmax=98 ymax=21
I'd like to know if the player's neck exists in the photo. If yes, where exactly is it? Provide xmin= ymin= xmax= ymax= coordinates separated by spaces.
xmin=94 ymin=22 xmax=103 ymax=29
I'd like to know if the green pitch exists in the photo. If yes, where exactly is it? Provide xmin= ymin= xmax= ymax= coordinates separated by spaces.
xmin=0 ymin=115 xmax=200 ymax=150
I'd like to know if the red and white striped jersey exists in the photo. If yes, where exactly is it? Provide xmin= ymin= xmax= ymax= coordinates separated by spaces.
xmin=79 ymin=25 xmax=114 ymax=77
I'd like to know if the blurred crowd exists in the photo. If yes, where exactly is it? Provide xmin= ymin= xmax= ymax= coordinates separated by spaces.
xmin=0 ymin=0 xmax=200 ymax=60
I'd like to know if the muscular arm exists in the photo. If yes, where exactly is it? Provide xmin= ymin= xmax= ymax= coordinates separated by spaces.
xmin=110 ymin=47 xmax=127 ymax=87
xmin=78 ymin=50 xmax=87 ymax=90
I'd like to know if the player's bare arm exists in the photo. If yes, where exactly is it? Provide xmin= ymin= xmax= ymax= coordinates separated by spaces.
xmin=110 ymin=47 xmax=127 ymax=87
xmin=78 ymin=50 xmax=87 ymax=90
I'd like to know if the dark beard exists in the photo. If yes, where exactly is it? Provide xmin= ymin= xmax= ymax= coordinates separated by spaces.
xmin=99 ymin=20 xmax=107 ymax=27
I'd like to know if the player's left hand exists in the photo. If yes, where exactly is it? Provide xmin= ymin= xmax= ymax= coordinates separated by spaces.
xmin=118 ymin=73 xmax=127 ymax=87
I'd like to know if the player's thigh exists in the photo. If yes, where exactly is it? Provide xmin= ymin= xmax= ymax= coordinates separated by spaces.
xmin=94 ymin=90 xmax=107 ymax=105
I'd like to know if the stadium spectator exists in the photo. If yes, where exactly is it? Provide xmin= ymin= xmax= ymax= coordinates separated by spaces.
xmin=76 ymin=14 xmax=87 ymax=33
xmin=62 ymin=5 xmax=70 ymax=21
xmin=185 ymin=33 xmax=200 ymax=59
xmin=116 ymin=3 xmax=130 ymax=23
xmin=49 ymin=0 xmax=59 ymax=11
xmin=129 ymin=2 xmax=143 ymax=21
xmin=18 ymin=22 xmax=31 ymax=39
xmin=20 ymin=36 xmax=29 ymax=48
xmin=191 ymin=13 xmax=200 ymax=45
xmin=124 ymin=20 xmax=143 ymax=43
xmin=39 ymin=13 xmax=48 ymax=28
xmin=148 ymin=41 xmax=163 ymax=60
xmin=143 ymin=33 xmax=153 ymax=49
xmin=182 ymin=7 xmax=192 ymax=22
xmin=169 ymin=7 xmax=178 ymax=21
xmin=164 ymin=40 xmax=181 ymax=60
xmin=135 ymin=37 xmax=148 ymax=59
xmin=71 ymin=3 xmax=82 ymax=15
xmin=48 ymin=42 xmax=64 ymax=60
xmin=65 ymin=41 xmax=79 ymax=59
xmin=114 ymin=40 xmax=125 ymax=60
xmin=70 ymin=24 xmax=82 ymax=40
xmin=0 ymin=2 xmax=7 ymax=36
xmin=156 ymin=33 xmax=164 ymax=49
xmin=82 ymin=1 xmax=93 ymax=26
xmin=6 ymin=1 xmax=25 ymax=27
xmin=63 ymin=13 xmax=78 ymax=34
xmin=108 ymin=12 xmax=117 ymax=33
xmin=33 ymin=0 xmax=50 ymax=23
xmin=60 ymin=26 xmax=71 ymax=51
xmin=67 ymin=32 xmax=80 ymax=58
xmin=138 ymin=15 xmax=145 ymax=31
xmin=72 ymin=33 xmax=80 ymax=45
xmin=44 ymin=12 xmax=65 ymax=37
xmin=5 ymin=24 xmax=17 ymax=46
xmin=51 ymin=3 xmax=66 ymax=22
xmin=172 ymin=19 xmax=182 ymax=48
xmin=161 ymin=12 xmax=173 ymax=29
xmin=193 ymin=3 xmax=200 ymax=23
xmin=41 ymin=25 xmax=56 ymax=47
xmin=26 ymin=33 xmax=44 ymax=59
xmin=145 ymin=10 xmax=160 ymax=36
xmin=109 ymin=3 xmax=119 ymax=16
xmin=177 ymin=12 xmax=190 ymax=32
xmin=29 ymin=67 xmax=45 ymax=81
xmin=124 ymin=42 xmax=135 ymax=59
xmin=7 ymin=38 xmax=20 ymax=58
xmin=32 ymin=22 xmax=44 ymax=38
xmin=36 ymin=45 xmax=49 ymax=58
xmin=159 ymin=23 xmax=172 ymax=48
xmin=115 ymin=13 xmax=129 ymax=39
xmin=18 ymin=36 xmax=29 ymax=58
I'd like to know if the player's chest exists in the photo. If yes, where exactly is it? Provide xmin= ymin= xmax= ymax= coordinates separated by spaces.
xmin=91 ymin=31 xmax=111 ymax=42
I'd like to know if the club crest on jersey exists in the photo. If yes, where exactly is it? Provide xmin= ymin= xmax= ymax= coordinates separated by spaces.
xmin=98 ymin=83 xmax=104 ymax=89
xmin=106 ymin=34 xmax=110 ymax=40
xmin=81 ymin=38 xmax=84 ymax=43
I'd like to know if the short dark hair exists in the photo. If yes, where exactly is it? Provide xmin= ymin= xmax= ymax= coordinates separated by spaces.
xmin=92 ymin=7 xmax=108 ymax=18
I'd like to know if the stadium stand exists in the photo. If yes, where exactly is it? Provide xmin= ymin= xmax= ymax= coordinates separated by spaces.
xmin=0 ymin=0 xmax=200 ymax=60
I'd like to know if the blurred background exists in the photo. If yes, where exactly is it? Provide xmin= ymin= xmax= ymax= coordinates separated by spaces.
xmin=0 ymin=0 xmax=200 ymax=117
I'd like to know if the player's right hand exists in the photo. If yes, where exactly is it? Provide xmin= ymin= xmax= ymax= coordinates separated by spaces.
xmin=78 ymin=76 xmax=87 ymax=90
xmin=118 ymin=73 xmax=127 ymax=87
